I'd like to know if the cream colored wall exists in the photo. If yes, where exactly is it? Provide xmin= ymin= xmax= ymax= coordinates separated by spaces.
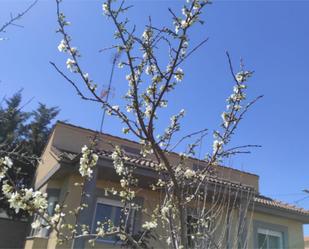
xmin=28 ymin=174 xmax=306 ymax=249
xmin=24 ymin=238 xmax=48 ymax=249
xmin=34 ymin=130 xmax=59 ymax=189
xmin=33 ymin=177 xmax=166 ymax=249
xmin=55 ymin=174 xmax=83 ymax=249
xmin=31 ymin=175 xmax=82 ymax=249
xmin=305 ymin=237 xmax=309 ymax=249
xmin=248 ymin=211 xmax=304 ymax=249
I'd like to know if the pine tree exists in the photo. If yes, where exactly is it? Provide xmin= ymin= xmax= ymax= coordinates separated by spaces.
xmin=0 ymin=91 xmax=59 ymax=218
xmin=26 ymin=103 xmax=59 ymax=156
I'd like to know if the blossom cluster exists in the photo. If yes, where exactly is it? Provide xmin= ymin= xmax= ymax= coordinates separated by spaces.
xmin=142 ymin=220 xmax=158 ymax=230
xmin=157 ymin=109 xmax=186 ymax=149
xmin=2 ymin=183 xmax=48 ymax=214
xmin=0 ymin=156 xmax=13 ymax=179
xmin=79 ymin=145 xmax=99 ymax=178
xmin=0 ymin=156 xmax=65 ymax=232
xmin=57 ymin=10 xmax=98 ymax=92
xmin=31 ymin=203 xmax=66 ymax=230
xmin=111 ymin=146 xmax=125 ymax=175
xmin=111 ymin=146 xmax=136 ymax=201
xmin=174 ymin=0 xmax=209 ymax=34
xmin=222 ymin=71 xmax=252 ymax=128
xmin=210 ymin=69 xmax=253 ymax=159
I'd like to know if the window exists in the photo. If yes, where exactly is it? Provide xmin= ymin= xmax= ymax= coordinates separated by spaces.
xmin=257 ymin=228 xmax=283 ymax=249
xmin=187 ymin=214 xmax=211 ymax=248
xmin=92 ymin=198 xmax=135 ymax=242
xmin=187 ymin=215 xmax=198 ymax=248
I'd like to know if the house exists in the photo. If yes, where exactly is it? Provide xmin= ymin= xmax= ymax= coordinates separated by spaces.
xmin=24 ymin=121 xmax=309 ymax=249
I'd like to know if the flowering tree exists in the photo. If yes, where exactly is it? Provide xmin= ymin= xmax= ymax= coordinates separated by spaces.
xmin=0 ymin=0 xmax=262 ymax=248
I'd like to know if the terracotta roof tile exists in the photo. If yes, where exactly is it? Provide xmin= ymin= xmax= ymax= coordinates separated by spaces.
xmin=254 ymin=195 xmax=309 ymax=216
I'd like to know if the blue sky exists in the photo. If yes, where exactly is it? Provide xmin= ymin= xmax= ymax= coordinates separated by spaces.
xmin=1 ymin=0 xmax=309 ymax=234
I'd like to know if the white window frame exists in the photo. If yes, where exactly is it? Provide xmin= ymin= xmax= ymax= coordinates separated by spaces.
xmin=257 ymin=228 xmax=283 ymax=249
xmin=91 ymin=197 xmax=135 ymax=243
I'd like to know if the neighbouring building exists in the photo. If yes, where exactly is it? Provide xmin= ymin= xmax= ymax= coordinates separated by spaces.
xmin=305 ymin=236 xmax=309 ymax=249
xmin=24 ymin=122 xmax=309 ymax=249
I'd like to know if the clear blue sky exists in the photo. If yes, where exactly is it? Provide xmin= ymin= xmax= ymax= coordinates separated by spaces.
xmin=1 ymin=0 xmax=309 ymax=234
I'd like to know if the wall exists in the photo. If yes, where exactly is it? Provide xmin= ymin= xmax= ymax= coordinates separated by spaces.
xmin=248 ymin=211 xmax=304 ymax=249
xmin=34 ymin=130 xmax=60 ymax=190
xmin=305 ymin=237 xmax=309 ymax=249
xmin=27 ymin=174 xmax=306 ymax=249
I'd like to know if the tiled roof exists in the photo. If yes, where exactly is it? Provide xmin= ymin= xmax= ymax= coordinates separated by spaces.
xmin=51 ymin=146 xmax=309 ymax=217
xmin=51 ymin=146 xmax=254 ymax=192
xmin=254 ymin=195 xmax=309 ymax=216
xmin=55 ymin=121 xmax=259 ymax=177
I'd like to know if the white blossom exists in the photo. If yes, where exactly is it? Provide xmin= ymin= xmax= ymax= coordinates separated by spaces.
xmin=119 ymin=234 xmax=126 ymax=241
xmin=79 ymin=145 xmax=98 ymax=178
xmin=111 ymin=105 xmax=120 ymax=113
xmin=111 ymin=146 xmax=125 ymax=175
xmin=2 ymin=183 xmax=12 ymax=197
xmin=126 ymin=105 xmax=133 ymax=113
xmin=31 ymin=219 xmax=41 ymax=229
xmin=159 ymin=100 xmax=168 ymax=108
xmin=221 ymin=112 xmax=229 ymax=128
xmin=181 ymin=20 xmax=188 ymax=29
xmin=142 ymin=221 xmax=158 ymax=230
xmin=145 ymin=64 xmax=156 ymax=75
xmin=66 ymin=58 xmax=76 ymax=72
xmin=0 ymin=156 xmax=13 ymax=179
xmin=102 ymin=3 xmax=109 ymax=15
xmin=236 ymin=71 xmax=252 ymax=83
xmin=213 ymin=140 xmax=223 ymax=154
xmin=145 ymin=105 xmax=152 ymax=118
xmin=174 ymin=68 xmax=184 ymax=82
xmin=142 ymin=29 xmax=153 ymax=41
xmin=4 ymin=157 xmax=13 ymax=168
xmin=166 ymin=237 xmax=171 ymax=245
xmin=184 ymin=168 xmax=196 ymax=179
xmin=32 ymin=191 xmax=48 ymax=210
xmin=8 ymin=192 xmax=24 ymax=213
xmin=120 ymin=179 xmax=128 ymax=188
xmin=57 ymin=39 xmax=67 ymax=52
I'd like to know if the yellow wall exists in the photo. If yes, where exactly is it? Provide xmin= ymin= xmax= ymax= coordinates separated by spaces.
xmin=24 ymin=238 xmax=48 ymax=249
xmin=28 ymin=176 xmax=305 ymax=249
xmin=305 ymin=237 xmax=309 ymax=249
xmin=34 ymin=130 xmax=59 ymax=189
xmin=248 ymin=211 xmax=304 ymax=249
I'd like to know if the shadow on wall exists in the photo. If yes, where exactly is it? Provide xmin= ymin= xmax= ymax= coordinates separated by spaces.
xmin=0 ymin=217 xmax=30 ymax=249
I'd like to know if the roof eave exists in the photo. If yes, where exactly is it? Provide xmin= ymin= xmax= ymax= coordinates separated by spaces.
xmin=254 ymin=202 xmax=309 ymax=224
